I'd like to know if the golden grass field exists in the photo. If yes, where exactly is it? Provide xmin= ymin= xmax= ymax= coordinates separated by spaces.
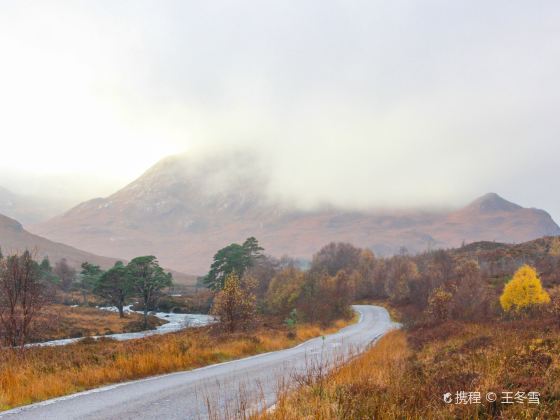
xmin=0 ymin=317 xmax=353 ymax=410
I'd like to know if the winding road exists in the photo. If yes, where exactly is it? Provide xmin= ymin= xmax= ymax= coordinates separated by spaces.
xmin=0 ymin=305 xmax=396 ymax=420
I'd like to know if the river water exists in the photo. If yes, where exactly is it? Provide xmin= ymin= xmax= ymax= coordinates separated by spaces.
xmin=28 ymin=306 xmax=215 ymax=347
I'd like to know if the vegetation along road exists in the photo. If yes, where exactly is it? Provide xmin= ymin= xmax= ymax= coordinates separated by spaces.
xmin=0 ymin=305 xmax=396 ymax=420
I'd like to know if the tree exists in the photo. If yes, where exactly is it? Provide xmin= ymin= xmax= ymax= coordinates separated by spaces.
xmin=211 ymin=273 xmax=256 ymax=332
xmin=0 ymin=250 xmax=48 ymax=347
xmin=94 ymin=262 xmax=129 ymax=317
xmin=297 ymin=271 xmax=322 ymax=323
xmin=371 ymin=259 xmax=388 ymax=299
xmin=244 ymin=255 xmax=279 ymax=299
xmin=427 ymin=250 xmax=455 ymax=288
xmin=78 ymin=262 xmax=103 ymax=305
xmin=242 ymin=237 xmax=264 ymax=261
xmin=500 ymin=265 xmax=550 ymax=313
xmin=327 ymin=270 xmax=355 ymax=319
xmin=38 ymin=256 xmax=59 ymax=284
xmin=54 ymin=258 xmax=76 ymax=292
xmin=356 ymin=249 xmax=376 ymax=299
xmin=385 ymin=256 xmax=418 ymax=303
xmin=310 ymin=242 xmax=362 ymax=276
xmin=204 ymin=237 xmax=264 ymax=291
xmin=266 ymin=267 xmax=305 ymax=317
xmin=427 ymin=287 xmax=453 ymax=322
xmin=297 ymin=270 xmax=353 ymax=323
xmin=450 ymin=259 xmax=491 ymax=320
xmin=127 ymin=256 xmax=173 ymax=328
xmin=284 ymin=308 xmax=298 ymax=338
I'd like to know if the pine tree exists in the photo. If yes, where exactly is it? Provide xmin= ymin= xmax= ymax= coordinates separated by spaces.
xmin=127 ymin=256 xmax=173 ymax=328
xmin=94 ymin=262 xmax=130 ymax=318
xmin=204 ymin=237 xmax=264 ymax=291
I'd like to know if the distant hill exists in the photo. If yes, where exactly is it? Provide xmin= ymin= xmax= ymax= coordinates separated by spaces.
xmin=0 ymin=186 xmax=72 ymax=225
xmin=0 ymin=213 xmax=196 ymax=285
xmin=450 ymin=236 xmax=560 ymax=286
xmin=0 ymin=213 xmax=119 ymax=269
xmin=32 ymin=152 xmax=560 ymax=275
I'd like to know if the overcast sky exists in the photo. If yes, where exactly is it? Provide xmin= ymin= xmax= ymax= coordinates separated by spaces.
xmin=1 ymin=1 xmax=559 ymax=221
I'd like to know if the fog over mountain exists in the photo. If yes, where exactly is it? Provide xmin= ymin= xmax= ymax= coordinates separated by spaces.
xmin=1 ymin=1 xmax=560 ymax=221
xmin=32 ymin=152 xmax=560 ymax=275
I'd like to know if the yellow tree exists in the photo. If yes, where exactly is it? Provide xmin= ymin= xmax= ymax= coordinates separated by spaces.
xmin=211 ymin=273 xmax=256 ymax=332
xmin=500 ymin=265 xmax=550 ymax=313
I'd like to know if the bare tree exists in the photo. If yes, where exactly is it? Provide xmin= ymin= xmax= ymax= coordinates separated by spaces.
xmin=0 ymin=250 xmax=49 ymax=347
xmin=310 ymin=242 xmax=362 ymax=276
xmin=54 ymin=258 xmax=76 ymax=292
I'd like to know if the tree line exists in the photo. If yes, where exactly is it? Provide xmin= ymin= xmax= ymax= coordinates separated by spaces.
xmin=0 ymin=250 xmax=172 ymax=346
xmin=4 ymin=235 xmax=557 ymax=345
xmin=205 ymin=238 xmax=358 ymax=332
xmin=205 ymin=238 xmax=560 ymax=332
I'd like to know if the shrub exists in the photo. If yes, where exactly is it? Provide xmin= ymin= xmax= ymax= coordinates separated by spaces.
xmin=427 ymin=287 xmax=453 ymax=322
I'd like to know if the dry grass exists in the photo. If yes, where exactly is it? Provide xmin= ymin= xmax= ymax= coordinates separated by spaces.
xmin=263 ymin=319 xmax=560 ymax=419
xmin=29 ymin=304 xmax=164 ymax=342
xmin=0 ymin=317 xmax=355 ymax=411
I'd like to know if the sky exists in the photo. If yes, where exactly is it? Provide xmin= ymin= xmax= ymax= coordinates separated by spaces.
xmin=1 ymin=1 xmax=560 ymax=221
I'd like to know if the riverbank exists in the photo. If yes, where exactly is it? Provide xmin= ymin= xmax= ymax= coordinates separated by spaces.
xmin=29 ymin=306 xmax=214 ymax=347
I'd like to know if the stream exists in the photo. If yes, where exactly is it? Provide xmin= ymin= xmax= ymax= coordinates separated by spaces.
xmin=28 ymin=306 xmax=215 ymax=347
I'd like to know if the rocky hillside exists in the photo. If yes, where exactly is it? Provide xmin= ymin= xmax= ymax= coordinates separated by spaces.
xmin=32 ymin=154 xmax=560 ymax=275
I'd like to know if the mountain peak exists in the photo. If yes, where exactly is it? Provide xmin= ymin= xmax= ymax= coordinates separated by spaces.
xmin=466 ymin=193 xmax=522 ymax=213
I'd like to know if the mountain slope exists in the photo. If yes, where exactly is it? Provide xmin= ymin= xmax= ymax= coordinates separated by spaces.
xmin=0 ymin=213 xmax=119 ymax=269
xmin=0 ymin=212 xmax=196 ymax=285
xmin=32 ymin=154 xmax=560 ymax=274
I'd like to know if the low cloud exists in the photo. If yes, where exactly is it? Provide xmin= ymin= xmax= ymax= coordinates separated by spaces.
xmin=0 ymin=1 xmax=559 ymax=220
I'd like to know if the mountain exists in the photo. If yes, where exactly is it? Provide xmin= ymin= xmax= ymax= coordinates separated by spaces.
xmin=0 ymin=212 xmax=196 ymax=285
xmin=0 ymin=213 xmax=119 ymax=269
xmin=0 ymin=186 xmax=71 ymax=225
xmin=32 ymin=153 xmax=560 ymax=275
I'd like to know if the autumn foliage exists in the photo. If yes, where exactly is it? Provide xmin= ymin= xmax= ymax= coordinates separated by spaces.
xmin=211 ymin=273 xmax=256 ymax=332
xmin=500 ymin=265 xmax=550 ymax=313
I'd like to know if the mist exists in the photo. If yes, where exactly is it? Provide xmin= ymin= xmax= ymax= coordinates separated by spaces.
xmin=1 ymin=1 xmax=560 ymax=221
